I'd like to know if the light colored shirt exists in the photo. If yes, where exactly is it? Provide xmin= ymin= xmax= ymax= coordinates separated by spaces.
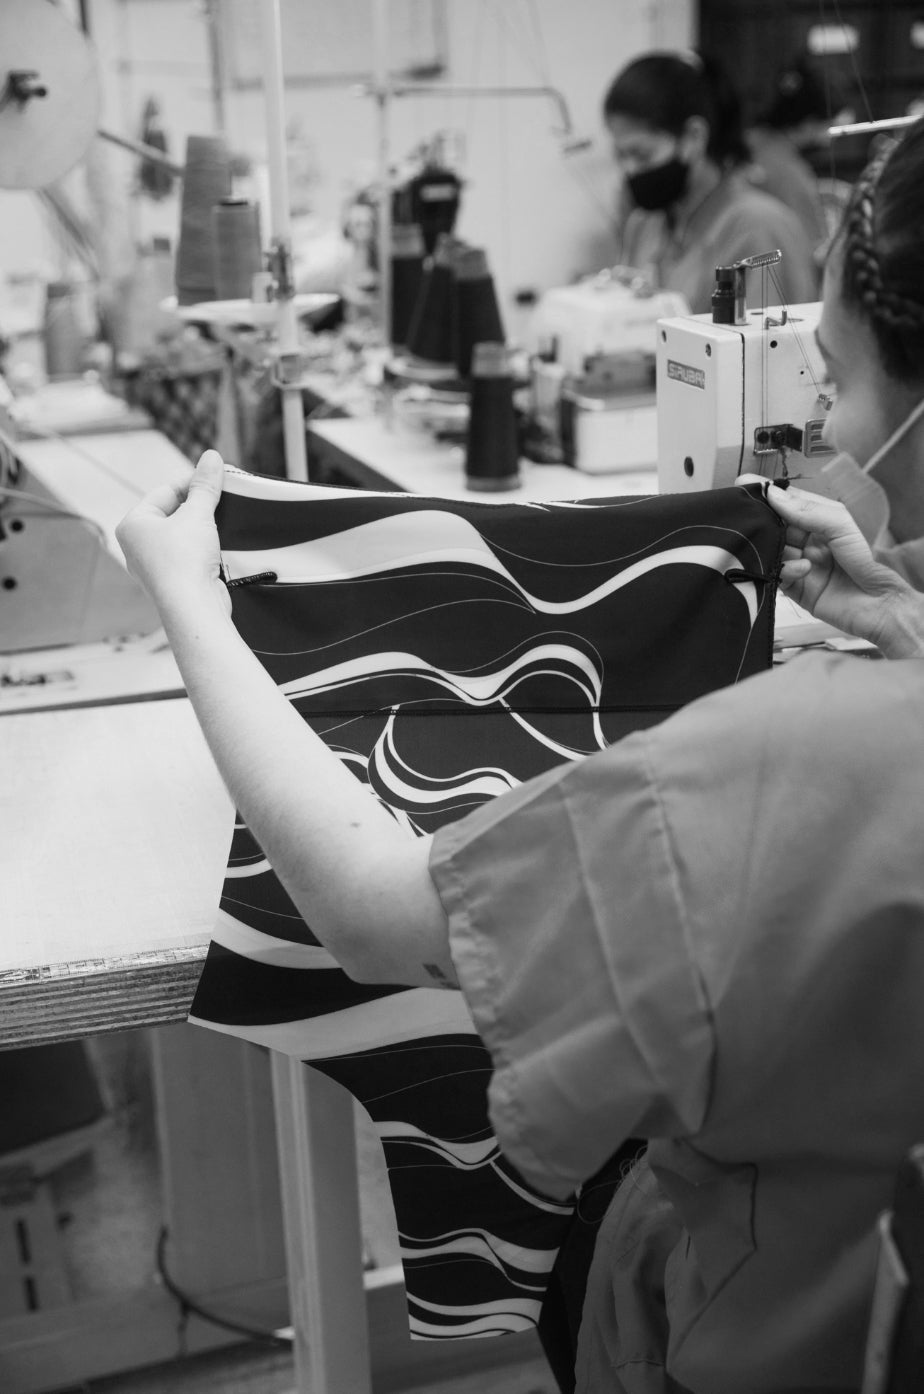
xmin=620 ymin=172 xmax=819 ymax=313
xmin=430 ymin=651 xmax=924 ymax=1393
xmin=746 ymin=127 xmax=830 ymax=257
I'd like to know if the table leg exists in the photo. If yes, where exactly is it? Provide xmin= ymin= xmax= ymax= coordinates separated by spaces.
xmin=270 ymin=1052 xmax=372 ymax=1394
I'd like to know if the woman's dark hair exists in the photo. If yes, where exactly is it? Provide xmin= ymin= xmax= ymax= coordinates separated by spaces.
xmin=602 ymin=50 xmax=750 ymax=168
xmin=837 ymin=118 xmax=924 ymax=383
xmin=757 ymin=59 xmax=834 ymax=130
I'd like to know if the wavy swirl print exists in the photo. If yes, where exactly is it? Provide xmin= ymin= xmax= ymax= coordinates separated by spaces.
xmin=189 ymin=471 xmax=782 ymax=1338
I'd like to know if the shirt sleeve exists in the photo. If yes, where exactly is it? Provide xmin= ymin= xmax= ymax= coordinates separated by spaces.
xmin=430 ymin=652 xmax=924 ymax=1207
xmin=428 ymin=728 xmax=716 ymax=1200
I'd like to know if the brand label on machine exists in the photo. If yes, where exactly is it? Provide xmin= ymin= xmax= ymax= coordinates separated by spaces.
xmin=667 ymin=360 xmax=706 ymax=390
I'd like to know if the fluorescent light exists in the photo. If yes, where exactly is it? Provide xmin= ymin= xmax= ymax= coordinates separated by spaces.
xmin=807 ymin=23 xmax=860 ymax=55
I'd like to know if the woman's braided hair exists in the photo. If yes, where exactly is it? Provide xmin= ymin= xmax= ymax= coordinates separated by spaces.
xmin=838 ymin=118 xmax=924 ymax=383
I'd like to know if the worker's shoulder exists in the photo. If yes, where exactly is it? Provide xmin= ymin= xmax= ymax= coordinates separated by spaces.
xmin=662 ymin=650 xmax=923 ymax=760
xmin=708 ymin=173 xmax=807 ymax=240
xmin=759 ymin=649 xmax=924 ymax=749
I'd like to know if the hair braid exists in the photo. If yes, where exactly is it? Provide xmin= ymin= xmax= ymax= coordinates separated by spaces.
xmin=839 ymin=130 xmax=924 ymax=378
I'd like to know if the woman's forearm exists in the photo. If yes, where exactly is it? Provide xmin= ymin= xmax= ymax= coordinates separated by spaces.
xmin=160 ymin=589 xmax=454 ymax=987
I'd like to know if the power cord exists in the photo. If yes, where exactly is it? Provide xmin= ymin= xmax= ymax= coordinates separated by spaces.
xmin=155 ymin=1226 xmax=293 ymax=1350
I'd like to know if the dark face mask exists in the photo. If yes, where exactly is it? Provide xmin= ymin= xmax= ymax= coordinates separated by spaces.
xmin=626 ymin=155 xmax=689 ymax=211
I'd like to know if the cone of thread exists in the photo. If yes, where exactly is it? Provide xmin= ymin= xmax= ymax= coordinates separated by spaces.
xmin=389 ymin=222 xmax=426 ymax=349
xmin=465 ymin=342 xmax=520 ymax=491
xmin=404 ymin=233 xmax=463 ymax=366
xmin=212 ymin=198 xmax=263 ymax=301
xmin=453 ymin=246 xmax=504 ymax=379
xmin=175 ymin=135 xmax=233 ymax=305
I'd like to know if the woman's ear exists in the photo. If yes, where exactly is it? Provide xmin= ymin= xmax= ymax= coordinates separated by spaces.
xmin=680 ymin=114 xmax=710 ymax=164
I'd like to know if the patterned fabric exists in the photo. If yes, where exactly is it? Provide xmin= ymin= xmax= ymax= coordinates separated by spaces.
xmin=120 ymin=361 xmax=223 ymax=463
xmin=189 ymin=469 xmax=782 ymax=1339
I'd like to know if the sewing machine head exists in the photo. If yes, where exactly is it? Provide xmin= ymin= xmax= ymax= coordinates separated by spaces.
xmin=655 ymin=298 xmax=836 ymax=494
xmin=525 ymin=270 xmax=688 ymax=473
xmin=530 ymin=268 xmax=689 ymax=377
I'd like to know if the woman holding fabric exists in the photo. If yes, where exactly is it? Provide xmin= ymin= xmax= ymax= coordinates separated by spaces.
xmin=116 ymin=121 xmax=924 ymax=1394
xmin=606 ymin=50 xmax=819 ymax=311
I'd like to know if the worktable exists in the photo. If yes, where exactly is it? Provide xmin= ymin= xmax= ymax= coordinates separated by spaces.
xmin=1 ymin=393 xmax=829 ymax=1391
xmin=0 ymin=699 xmax=230 ymax=1047
xmin=0 ymin=417 xmax=547 ymax=1394
xmin=308 ymin=412 xmax=660 ymax=499
xmin=0 ymin=421 xmax=364 ymax=1393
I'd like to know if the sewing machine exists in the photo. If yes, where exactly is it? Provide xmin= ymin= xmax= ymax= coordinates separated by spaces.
xmin=527 ymin=272 xmax=688 ymax=472
xmin=655 ymin=299 xmax=836 ymax=493
xmin=0 ymin=375 xmax=193 ymax=711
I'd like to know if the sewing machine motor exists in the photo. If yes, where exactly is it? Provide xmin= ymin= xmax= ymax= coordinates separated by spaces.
xmin=656 ymin=301 xmax=835 ymax=494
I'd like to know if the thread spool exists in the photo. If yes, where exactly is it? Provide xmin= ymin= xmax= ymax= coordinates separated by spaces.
xmin=453 ymin=246 xmax=505 ymax=380
xmin=43 ymin=281 xmax=85 ymax=378
xmin=404 ymin=164 xmax=463 ymax=256
xmin=404 ymin=232 xmax=464 ymax=367
xmin=465 ymin=342 xmax=520 ymax=492
xmin=174 ymin=135 xmax=233 ymax=305
xmin=389 ymin=222 xmax=426 ymax=349
xmin=711 ymin=265 xmax=737 ymax=324
xmin=212 ymin=198 xmax=263 ymax=301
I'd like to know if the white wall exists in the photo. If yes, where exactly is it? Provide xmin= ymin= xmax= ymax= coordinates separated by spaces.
xmin=218 ymin=0 xmax=696 ymax=321
xmin=0 ymin=0 xmax=696 ymax=341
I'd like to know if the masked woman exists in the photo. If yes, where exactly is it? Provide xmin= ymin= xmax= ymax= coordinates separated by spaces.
xmin=116 ymin=122 xmax=924 ymax=1394
xmin=606 ymin=50 xmax=819 ymax=310
xmin=794 ymin=128 xmax=924 ymax=593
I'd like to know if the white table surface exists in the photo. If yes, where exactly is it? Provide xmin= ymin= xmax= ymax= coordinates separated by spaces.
xmin=13 ymin=428 xmax=193 ymax=561
xmin=308 ymin=415 xmax=659 ymax=501
xmin=0 ymin=696 xmax=233 ymax=1044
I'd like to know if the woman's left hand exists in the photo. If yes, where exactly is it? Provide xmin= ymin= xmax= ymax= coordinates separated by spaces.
xmin=743 ymin=476 xmax=924 ymax=657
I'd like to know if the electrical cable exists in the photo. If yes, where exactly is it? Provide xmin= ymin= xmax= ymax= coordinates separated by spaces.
xmin=767 ymin=265 xmax=825 ymax=398
xmin=0 ymin=415 xmax=158 ymax=498
xmin=489 ymin=1 xmax=619 ymax=235
xmin=505 ymin=9 xmax=618 ymax=229
xmin=490 ymin=0 xmax=534 ymax=69
xmin=494 ymin=17 xmax=513 ymax=303
xmin=462 ymin=0 xmax=487 ymax=150
xmin=828 ymin=0 xmax=874 ymax=124
xmin=526 ymin=0 xmax=553 ymax=88
xmin=0 ymin=476 xmax=106 ymax=630
xmin=819 ymin=0 xmax=841 ymax=188
xmin=0 ymin=420 xmax=158 ymax=640
xmin=155 ymin=1227 xmax=293 ymax=1349
xmin=0 ymin=483 xmax=108 ymax=546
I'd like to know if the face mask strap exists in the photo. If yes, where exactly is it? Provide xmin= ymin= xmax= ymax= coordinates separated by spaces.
xmin=864 ymin=393 xmax=924 ymax=475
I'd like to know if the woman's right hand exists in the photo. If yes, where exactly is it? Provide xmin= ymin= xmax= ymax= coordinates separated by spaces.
xmin=760 ymin=481 xmax=924 ymax=657
xmin=115 ymin=448 xmax=230 ymax=622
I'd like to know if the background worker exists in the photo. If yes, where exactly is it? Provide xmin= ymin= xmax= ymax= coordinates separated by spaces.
xmin=747 ymin=57 xmax=853 ymax=269
xmin=605 ymin=49 xmax=818 ymax=311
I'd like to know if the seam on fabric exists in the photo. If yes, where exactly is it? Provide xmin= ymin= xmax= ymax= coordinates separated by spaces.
xmin=430 ymin=835 xmax=538 ymax=1174
xmin=639 ymin=733 xmax=719 ymax=1132
xmin=433 ymin=798 xmax=595 ymax=1197
xmin=289 ymin=704 xmax=684 ymax=718
xmin=556 ymin=783 xmax=674 ymax=1117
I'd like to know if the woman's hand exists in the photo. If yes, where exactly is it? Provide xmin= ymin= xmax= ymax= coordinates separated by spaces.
xmin=751 ymin=477 xmax=924 ymax=657
xmin=116 ymin=445 xmax=451 ymax=989
xmin=115 ymin=448 xmax=230 ymax=621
